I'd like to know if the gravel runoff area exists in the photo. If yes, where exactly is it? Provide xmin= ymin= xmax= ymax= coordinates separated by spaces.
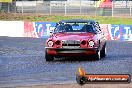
xmin=0 ymin=36 xmax=132 ymax=88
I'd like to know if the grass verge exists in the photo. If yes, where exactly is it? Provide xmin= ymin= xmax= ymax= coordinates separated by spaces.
xmin=0 ymin=13 xmax=132 ymax=24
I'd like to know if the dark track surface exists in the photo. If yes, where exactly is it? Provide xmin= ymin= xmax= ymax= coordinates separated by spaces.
xmin=0 ymin=37 xmax=132 ymax=87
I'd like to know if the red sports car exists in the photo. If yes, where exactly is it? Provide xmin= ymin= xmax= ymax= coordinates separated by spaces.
xmin=45 ymin=19 xmax=106 ymax=61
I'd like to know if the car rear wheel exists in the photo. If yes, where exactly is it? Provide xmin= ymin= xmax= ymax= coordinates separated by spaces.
xmin=101 ymin=44 xmax=106 ymax=58
xmin=45 ymin=50 xmax=54 ymax=61
xmin=94 ymin=50 xmax=101 ymax=60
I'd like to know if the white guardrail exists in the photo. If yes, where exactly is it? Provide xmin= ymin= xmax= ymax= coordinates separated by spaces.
xmin=0 ymin=21 xmax=24 ymax=37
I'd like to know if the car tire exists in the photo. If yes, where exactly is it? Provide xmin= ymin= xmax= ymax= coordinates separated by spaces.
xmin=45 ymin=50 xmax=54 ymax=61
xmin=94 ymin=50 xmax=101 ymax=60
xmin=101 ymin=44 xmax=106 ymax=58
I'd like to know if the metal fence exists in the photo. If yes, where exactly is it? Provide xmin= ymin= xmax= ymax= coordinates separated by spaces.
xmin=0 ymin=1 xmax=132 ymax=17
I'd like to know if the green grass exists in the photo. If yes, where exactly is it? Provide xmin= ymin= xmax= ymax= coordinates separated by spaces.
xmin=0 ymin=13 xmax=132 ymax=24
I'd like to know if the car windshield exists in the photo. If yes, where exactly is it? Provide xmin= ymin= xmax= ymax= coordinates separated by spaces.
xmin=54 ymin=22 xmax=96 ymax=33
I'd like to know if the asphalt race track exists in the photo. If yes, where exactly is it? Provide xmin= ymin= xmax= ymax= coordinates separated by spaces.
xmin=0 ymin=37 xmax=132 ymax=87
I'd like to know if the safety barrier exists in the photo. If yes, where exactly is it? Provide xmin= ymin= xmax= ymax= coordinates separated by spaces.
xmin=0 ymin=21 xmax=131 ymax=41
xmin=0 ymin=21 xmax=24 ymax=37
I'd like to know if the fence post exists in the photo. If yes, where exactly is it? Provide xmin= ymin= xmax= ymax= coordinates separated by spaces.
xmin=95 ymin=1 xmax=97 ymax=16
xmin=80 ymin=0 xmax=82 ymax=14
xmin=112 ymin=1 xmax=114 ymax=17
xmin=35 ymin=0 xmax=37 ymax=14
xmin=15 ymin=1 xmax=17 ymax=13
xmin=80 ymin=0 xmax=81 ymax=14
xmin=50 ymin=1 xmax=51 ymax=15
xmin=8 ymin=3 xmax=10 ymax=13
xmin=22 ymin=0 xmax=23 ymax=13
xmin=65 ymin=1 xmax=66 ymax=15
xmin=130 ymin=5 xmax=131 ymax=16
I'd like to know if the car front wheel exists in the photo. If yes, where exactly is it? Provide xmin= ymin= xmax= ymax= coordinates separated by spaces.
xmin=101 ymin=45 xmax=106 ymax=58
xmin=45 ymin=50 xmax=54 ymax=61
xmin=94 ymin=50 xmax=101 ymax=60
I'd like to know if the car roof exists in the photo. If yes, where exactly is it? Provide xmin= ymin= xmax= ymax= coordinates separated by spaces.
xmin=59 ymin=19 xmax=97 ymax=23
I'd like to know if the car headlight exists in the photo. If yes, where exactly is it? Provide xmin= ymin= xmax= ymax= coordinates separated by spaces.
xmin=89 ymin=40 xmax=94 ymax=47
xmin=48 ymin=40 xmax=54 ymax=47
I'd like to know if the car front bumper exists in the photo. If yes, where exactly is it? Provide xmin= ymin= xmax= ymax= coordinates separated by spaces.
xmin=45 ymin=47 xmax=98 ymax=56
